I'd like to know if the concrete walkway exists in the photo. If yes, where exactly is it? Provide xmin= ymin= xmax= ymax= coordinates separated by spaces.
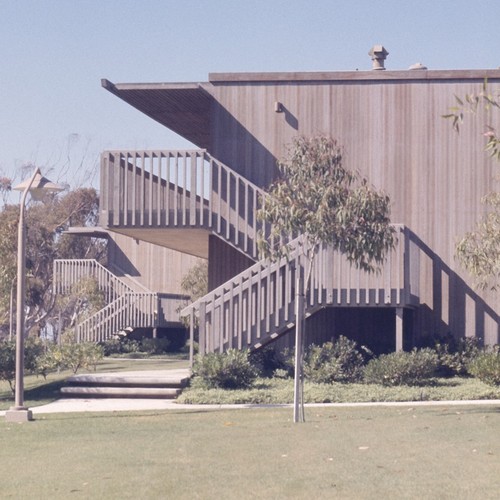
xmin=2 ymin=397 xmax=499 ymax=416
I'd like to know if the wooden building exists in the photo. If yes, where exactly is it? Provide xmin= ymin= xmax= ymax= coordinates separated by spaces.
xmin=54 ymin=50 xmax=500 ymax=355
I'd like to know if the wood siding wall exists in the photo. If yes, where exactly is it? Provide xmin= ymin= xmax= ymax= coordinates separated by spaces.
xmin=207 ymin=74 xmax=500 ymax=343
xmin=107 ymin=231 xmax=203 ymax=294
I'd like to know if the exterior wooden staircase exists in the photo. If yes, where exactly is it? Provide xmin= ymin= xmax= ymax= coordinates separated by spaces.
xmin=53 ymin=259 xmax=186 ymax=342
xmin=181 ymin=227 xmax=420 ymax=356
xmin=58 ymin=148 xmax=421 ymax=352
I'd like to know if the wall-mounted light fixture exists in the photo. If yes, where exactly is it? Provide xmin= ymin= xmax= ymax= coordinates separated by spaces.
xmin=274 ymin=101 xmax=284 ymax=113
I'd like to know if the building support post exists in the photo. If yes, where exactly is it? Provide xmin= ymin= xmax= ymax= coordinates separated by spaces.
xmin=396 ymin=307 xmax=404 ymax=352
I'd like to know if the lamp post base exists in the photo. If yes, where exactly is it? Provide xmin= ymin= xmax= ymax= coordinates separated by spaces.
xmin=5 ymin=407 xmax=33 ymax=422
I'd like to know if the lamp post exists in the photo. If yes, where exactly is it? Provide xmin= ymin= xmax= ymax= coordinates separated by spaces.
xmin=5 ymin=168 xmax=63 ymax=423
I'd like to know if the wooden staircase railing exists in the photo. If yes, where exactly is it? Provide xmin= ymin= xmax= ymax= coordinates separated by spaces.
xmin=53 ymin=259 xmax=136 ymax=301
xmin=100 ymin=149 xmax=272 ymax=259
xmin=53 ymin=259 xmax=187 ymax=342
xmin=182 ymin=226 xmax=419 ymax=355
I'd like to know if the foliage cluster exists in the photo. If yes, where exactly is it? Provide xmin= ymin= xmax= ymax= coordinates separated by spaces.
xmin=192 ymin=349 xmax=257 ymax=389
xmin=257 ymin=136 xmax=395 ymax=273
xmin=363 ymin=349 xmax=439 ymax=386
xmin=468 ymin=347 xmax=500 ymax=386
xmin=434 ymin=336 xmax=481 ymax=376
xmin=100 ymin=336 xmax=186 ymax=357
xmin=191 ymin=334 xmax=499 ymax=392
xmin=0 ymin=185 xmax=105 ymax=339
xmin=303 ymin=337 xmax=365 ymax=383
xmin=0 ymin=338 xmax=103 ymax=394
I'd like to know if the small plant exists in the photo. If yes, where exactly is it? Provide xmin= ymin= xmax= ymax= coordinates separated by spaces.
xmin=434 ymin=336 xmax=481 ymax=376
xmin=468 ymin=347 xmax=500 ymax=386
xmin=304 ymin=337 xmax=365 ymax=383
xmin=364 ymin=348 xmax=439 ymax=386
xmin=192 ymin=349 xmax=257 ymax=389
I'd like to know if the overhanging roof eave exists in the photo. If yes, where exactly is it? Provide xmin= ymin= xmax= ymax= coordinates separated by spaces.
xmin=101 ymin=79 xmax=212 ymax=149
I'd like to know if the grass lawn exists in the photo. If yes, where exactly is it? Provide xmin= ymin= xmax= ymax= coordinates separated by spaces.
xmin=0 ymin=355 xmax=190 ymax=411
xmin=1 ymin=405 xmax=499 ymax=499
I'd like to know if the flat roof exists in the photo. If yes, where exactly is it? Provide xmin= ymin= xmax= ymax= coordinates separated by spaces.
xmin=209 ymin=68 xmax=500 ymax=83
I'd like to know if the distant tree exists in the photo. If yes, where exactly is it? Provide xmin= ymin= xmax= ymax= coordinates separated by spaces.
xmin=0 ymin=184 xmax=106 ymax=339
xmin=444 ymin=82 xmax=500 ymax=290
xmin=180 ymin=260 xmax=209 ymax=303
xmin=257 ymin=136 xmax=395 ymax=422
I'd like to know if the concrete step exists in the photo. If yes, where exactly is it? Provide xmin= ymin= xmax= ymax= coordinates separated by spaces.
xmin=60 ymin=386 xmax=182 ymax=399
xmin=60 ymin=369 xmax=191 ymax=400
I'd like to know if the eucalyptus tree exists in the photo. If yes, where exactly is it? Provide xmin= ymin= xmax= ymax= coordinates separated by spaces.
xmin=0 ymin=186 xmax=105 ymax=339
xmin=257 ymin=136 xmax=395 ymax=422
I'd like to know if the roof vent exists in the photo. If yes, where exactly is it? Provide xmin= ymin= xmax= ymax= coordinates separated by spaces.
xmin=408 ymin=62 xmax=428 ymax=70
xmin=369 ymin=45 xmax=389 ymax=70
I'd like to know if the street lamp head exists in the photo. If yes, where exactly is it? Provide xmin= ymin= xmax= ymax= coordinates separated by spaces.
xmin=13 ymin=168 xmax=65 ymax=201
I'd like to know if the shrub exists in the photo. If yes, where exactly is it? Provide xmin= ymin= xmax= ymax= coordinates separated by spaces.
xmin=140 ymin=338 xmax=171 ymax=355
xmin=100 ymin=338 xmax=140 ymax=356
xmin=364 ymin=348 xmax=439 ymax=386
xmin=434 ymin=337 xmax=481 ymax=376
xmin=192 ymin=349 xmax=257 ymax=389
xmin=249 ymin=344 xmax=292 ymax=377
xmin=468 ymin=348 xmax=500 ymax=386
xmin=0 ymin=340 xmax=16 ymax=393
xmin=304 ymin=337 xmax=365 ymax=383
xmin=43 ymin=342 xmax=104 ymax=374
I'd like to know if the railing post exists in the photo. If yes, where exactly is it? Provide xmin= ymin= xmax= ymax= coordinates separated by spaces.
xmin=189 ymin=308 xmax=195 ymax=368
xmin=199 ymin=302 xmax=206 ymax=355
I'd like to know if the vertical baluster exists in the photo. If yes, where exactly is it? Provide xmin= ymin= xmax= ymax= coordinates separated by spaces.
xmin=182 ymin=153 xmax=187 ymax=226
xmin=174 ymin=154 xmax=179 ymax=226
xmin=165 ymin=153 xmax=171 ymax=226
xmin=200 ymin=152 xmax=205 ymax=226
xmin=216 ymin=161 xmax=222 ymax=234
xmin=190 ymin=152 xmax=197 ymax=225
xmin=207 ymin=155 xmax=213 ymax=229
xmin=148 ymin=152 xmax=153 ymax=226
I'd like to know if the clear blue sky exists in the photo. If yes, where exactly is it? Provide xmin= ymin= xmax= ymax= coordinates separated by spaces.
xmin=1 ymin=0 xmax=499 ymax=190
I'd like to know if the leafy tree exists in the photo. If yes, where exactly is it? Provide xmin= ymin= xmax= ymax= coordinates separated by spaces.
xmin=257 ymin=136 xmax=395 ymax=421
xmin=444 ymin=83 xmax=500 ymax=290
xmin=0 ymin=184 xmax=106 ymax=340
xmin=180 ymin=260 xmax=208 ymax=303
xmin=178 ymin=260 xmax=208 ymax=335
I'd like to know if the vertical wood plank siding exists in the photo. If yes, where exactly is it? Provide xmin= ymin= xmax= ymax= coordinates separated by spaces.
xmin=208 ymin=75 xmax=499 ymax=342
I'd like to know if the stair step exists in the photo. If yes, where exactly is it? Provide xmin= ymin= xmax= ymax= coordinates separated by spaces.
xmin=65 ymin=375 xmax=190 ymax=388
xmin=60 ymin=369 xmax=191 ymax=400
xmin=60 ymin=386 xmax=182 ymax=399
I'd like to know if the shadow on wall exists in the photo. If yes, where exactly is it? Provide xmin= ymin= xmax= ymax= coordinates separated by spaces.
xmin=210 ymin=99 xmax=298 ymax=188
xmin=409 ymin=230 xmax=499 ymax=347
xmin=106 ymin=238 xmax=140 ymax=278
